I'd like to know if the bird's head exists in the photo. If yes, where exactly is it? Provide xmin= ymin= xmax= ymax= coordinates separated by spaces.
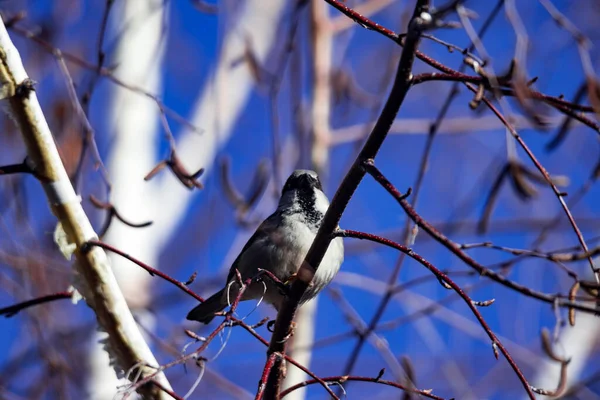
xmin=278 ymin=170 xmax=329 ymax=224
xmin=281 ymin=169 xmax=323 ymax=195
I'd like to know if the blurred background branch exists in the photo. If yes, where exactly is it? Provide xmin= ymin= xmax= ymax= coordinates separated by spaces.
xmin=1 ymin=0 xmax=600 ymax=399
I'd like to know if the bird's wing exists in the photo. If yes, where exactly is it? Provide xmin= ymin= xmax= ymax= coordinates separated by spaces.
xmin=225 ymin=212 xmax=279 ymax=283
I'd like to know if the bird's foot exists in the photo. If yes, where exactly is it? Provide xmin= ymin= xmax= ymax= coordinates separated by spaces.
xmin=281 ymin=321 xmax=297 ymax=342
xmin=272 ymin=273 xmax=297 ymax=296
xmin=267 ymin=320 xmax=297 ymax=342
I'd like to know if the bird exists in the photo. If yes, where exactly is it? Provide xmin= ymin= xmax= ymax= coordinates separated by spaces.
xmin=186 ymin=169 xmax=344 ymax=324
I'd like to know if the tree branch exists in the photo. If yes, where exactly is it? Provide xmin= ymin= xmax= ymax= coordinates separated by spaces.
xmin=0 ymin=16 xmax=172 ymax=399
xmin=262 ymin=1 xmax=432 ymax=398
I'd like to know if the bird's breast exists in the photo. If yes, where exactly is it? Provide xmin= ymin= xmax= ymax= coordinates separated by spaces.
xmin=278 ymin=218 xmax=316 ymax=270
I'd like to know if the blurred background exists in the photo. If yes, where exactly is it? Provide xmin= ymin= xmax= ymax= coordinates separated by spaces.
xmin=0 ymin=0 xmax=599 ymax=399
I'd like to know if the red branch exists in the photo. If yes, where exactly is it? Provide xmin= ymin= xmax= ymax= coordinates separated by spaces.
xmin=262 ymin=1 xmax=432 ymax=397
xmin=325 ymin=0 xmax=598 ymax=132
xmin=466 ymin=84 xmax=599 ymax=283
xmin=362 ymin=160 xmax=598 ymax=314
xmin=152 ymin=381 xmax=185 ymax=400
xmin=0 ymin=291 xmax=73 ymax=317
xmin=83 ymin=240 xmax=337 ymax=398
xmin=84 ymin=240 xmax=205 ymax=302
xmin=335 ymin=228 xmax=535 ymax=399
xmin=280 ymin=375 xmax=446 ymax=399
xmin=255 ymin=353 xmax=282 ymax=400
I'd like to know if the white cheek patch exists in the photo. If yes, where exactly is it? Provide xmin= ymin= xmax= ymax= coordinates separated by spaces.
xmin=313 ymin=190 xmax=331 ymax=214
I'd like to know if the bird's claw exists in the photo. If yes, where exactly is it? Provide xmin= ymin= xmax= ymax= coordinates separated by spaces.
xmin=268 ymin=320 xmax=296 ymax=342
xmin=281 ymin=321 xmax=297 ymax=342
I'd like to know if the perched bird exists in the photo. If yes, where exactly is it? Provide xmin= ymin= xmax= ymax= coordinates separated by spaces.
xmin=187 ymin=169 xmax=344 ymax=324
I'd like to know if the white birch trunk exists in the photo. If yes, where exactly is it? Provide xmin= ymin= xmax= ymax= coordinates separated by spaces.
xmin=89 ymin=1 xmax=288 ymax=398
xmin=0 ymin=14 xmax=173 ymax=400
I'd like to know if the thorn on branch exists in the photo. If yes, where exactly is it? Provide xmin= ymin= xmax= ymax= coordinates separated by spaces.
xmin=375 ymin=368 xmax=385 ymax=381
xmin=145 ymin=149 xmax=204 ymax=190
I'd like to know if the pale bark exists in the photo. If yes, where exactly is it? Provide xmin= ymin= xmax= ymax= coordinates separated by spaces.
xmin=525 ymin=312 xmax=599 ymax=399
xmin=93 ymin=0 xmax=288 ymax=398
xmin=88 ymin=1 xmax=168 ymax=398
xmin=0 ymin=15 xmax=172 ymax=400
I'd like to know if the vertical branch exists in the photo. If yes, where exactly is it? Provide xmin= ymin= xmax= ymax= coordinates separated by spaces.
xmin=0 ymin=16 xmax=172 ymax=399
xmin=262 ymin=1 xmax=431 ymax=398
xmin=282 ymin=2 xmax=334 ymax=398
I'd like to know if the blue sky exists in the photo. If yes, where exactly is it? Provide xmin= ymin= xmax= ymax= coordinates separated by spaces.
xmin=1 ymin=1 xmax=599 ymax=399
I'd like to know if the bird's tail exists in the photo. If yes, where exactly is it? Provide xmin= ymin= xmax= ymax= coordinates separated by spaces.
xmin=186 ymin=289 xmax=227 ymax=324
